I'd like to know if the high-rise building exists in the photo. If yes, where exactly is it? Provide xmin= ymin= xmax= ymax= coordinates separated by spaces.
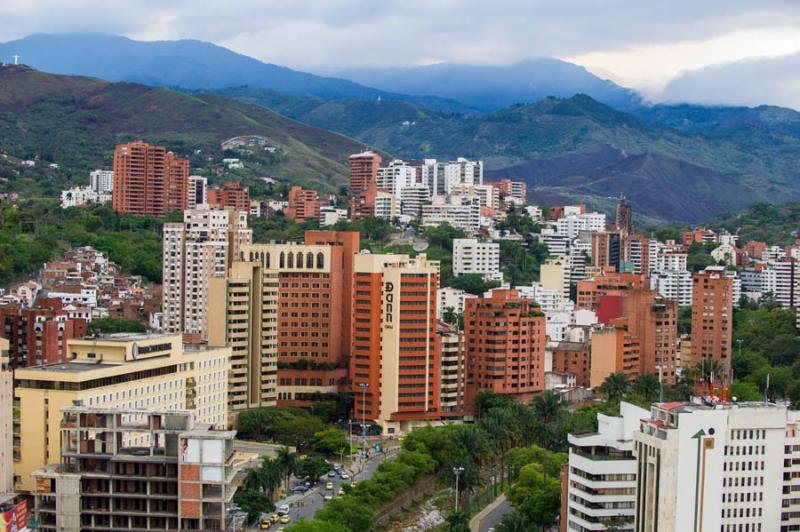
xmin=443 ymin=157 xmax=483 ymax=191
xmin=438 ymin=321 xmax=468 ymax=417
xmin=187 ymin=175 xmax=208 ymax=208
xmin=589 ymin=321 xmax=642 ymax=387
xmin=89 ymin=169 xmax=114 ymax=194
xmin=576 ymin=271 xmax=646 ymax=311
xmin=541 ymin=257 xmax=572 ymax=298
xmin=235 ymin=231 xmax=360 ymax=407
xmin=0 ymin=338 xmax=12 ymax=494
xmin=597 ymin=288 xmax=679 ymax=382
xmin=634 ymin=401 xmax=800 ymax=531
xmin=564 ymin=401 xmax=648 ymax=532
xmin=400 ymin=184 xmax=431 ymax=218
xmin=485 ymin=178 xmax=526 ymax=205
xmin=112 ymin=141 xmax=189 ymax=215
xmin=0 ymin=299 xmax=87 ymax=367
xmin=421 ymin=196 xmax=481 ymax=233
xmin=162 ymin=208 xmax=252 ymax=339
xmin=591 ymin=231 xmax=623 ymax=270
xmin=284 ymin=185 xmax=321 ymax=222
xmin=208 ymin=261 xmax=279 ymax=414
xmin=349 ymin=151 xmax=382 ymax=219
xmin=31 ymin=408 xmax=238 ymax=532
xmin=452 ymin=238 xmax=501 ymax=281
xmin=376 ymin=159 xmax=416 ymax=197
xmin=465 ymin=289 xmax=546 ymax=401
xmin=207 ymin=181 xmax=250 ymax=212
xmin=551 ymin=340 xmax=591 ymax=388
xmin=351 ymin=253 xmax=441 ymax=434
xmin=373 ymin=190 xmax=398 ymax=220
xmin=14 ymin=333 xmax=230 ymax=492
xmin=615 ymin=195 xmax=633 ymax=234
xmin=691 ymin=266 xmax=734 ymax=371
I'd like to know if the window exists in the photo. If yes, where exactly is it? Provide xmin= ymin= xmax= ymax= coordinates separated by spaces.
xmin=317 ymin=252 xmax=324 ymax=269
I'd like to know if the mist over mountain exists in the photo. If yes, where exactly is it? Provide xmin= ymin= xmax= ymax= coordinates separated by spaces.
xmin=330 ymin=59 xmax=643 ymax=112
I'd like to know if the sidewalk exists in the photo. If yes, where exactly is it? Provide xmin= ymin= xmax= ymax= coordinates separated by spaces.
xmin=469 ymin=493 xmax=507 ymax=532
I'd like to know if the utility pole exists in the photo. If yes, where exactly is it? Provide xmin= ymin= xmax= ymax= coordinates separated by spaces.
xmin=358 ymin=382 xmax=369 ymax=477
xmin=453 ymin=466 xmax=464 ymax=514
xmin=656 ymin=365 xmax=663 ymax=403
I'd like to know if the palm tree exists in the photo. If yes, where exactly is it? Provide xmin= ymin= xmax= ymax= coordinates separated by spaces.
xmin=260 ymin=458 xmax=283 ymax=498
xmin=496 ymin=510 xmax=533 ymax=532
xmin=275 ymin=446 xmax=297 ymax=493
xmin=531 ymin=390 xmax=563 ymax=424
xmin=600 ymin=372 xmax=630 ymax=403
xmin=632 ymin=372 xmax=661 ymax=402
xmin=243 ymin=466 xmax=264 ymax=492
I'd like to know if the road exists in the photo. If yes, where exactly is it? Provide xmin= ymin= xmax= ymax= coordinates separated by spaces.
xmin=477 ymin=497 xmax=512 ymax=532
xmin=247 ymin=449 xmax=396 ymax=530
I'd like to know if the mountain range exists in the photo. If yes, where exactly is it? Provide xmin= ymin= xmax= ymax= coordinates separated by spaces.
xmin=3 ymin=33 xmax=800 ymax=224
xmin=0 ymin=66 xmax=368 ymax=195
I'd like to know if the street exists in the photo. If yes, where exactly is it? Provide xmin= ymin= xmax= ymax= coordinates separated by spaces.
xmin=477 ymin=496 xmax=512 ymax=532
xmin=246 ymin=448 xmax=397 ymax=530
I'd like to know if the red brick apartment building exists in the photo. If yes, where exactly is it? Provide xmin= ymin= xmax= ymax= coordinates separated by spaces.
xmin=285 ymin=186 xmax=321 ymax=222
xmin=348 ymin=151 xmax=382 ymax=219
xmin=112 ymin=141 xmax=188 ymax=215
xmin=691 ymin=267 xmax=734 ymax=370
xmin=208 ymin=181 xmax=250 ymax=212
xmin=464 ymin=289 xmax=546 ymax=401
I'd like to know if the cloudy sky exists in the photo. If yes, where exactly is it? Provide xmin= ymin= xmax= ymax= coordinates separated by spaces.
xmin=2 ymin=0 xmax=799 ymax=105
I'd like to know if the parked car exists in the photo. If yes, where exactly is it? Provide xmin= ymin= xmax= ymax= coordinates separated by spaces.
xmin=291 ymin=485 xmax=308 ymax=494
xmin=339 ymin=472 xmax=350 ymax=480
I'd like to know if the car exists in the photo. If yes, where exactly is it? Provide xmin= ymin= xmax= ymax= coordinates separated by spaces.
xmin=327 ymin=470 xmax=336 ymax=477
xmin=277 ymin=505 xmax=290 ymax=516
xmin=259 ymin=519 xmax=271 ymax=530
xmin=325 ymin=482 xmax=334 ymax=490
xmin=339 ymin=472 xmax=349 ymax=480
xmin=324 ymin=493 xmax=333 ymax=500
xmin=269 ymin=514 xmax=280 ymax=523
xmin=338 ymin=488 xmax=345 ymax=496
xmin=280 ymin=515 xmax=291 ymax=524
xmin=291 ymin=485 xmax=308 ymax=494
xmin=276 ymin=528 xmax=285 ymax=532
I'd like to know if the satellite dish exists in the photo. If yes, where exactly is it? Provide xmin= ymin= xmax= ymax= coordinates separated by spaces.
xmin=412 ymin=240 xmax=429 ymax=252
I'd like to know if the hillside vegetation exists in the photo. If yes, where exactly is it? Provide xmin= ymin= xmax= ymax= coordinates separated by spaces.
xmin=0 ymin=66 xmax=370 ymax=195
xmin=220 ymin=87 xmax=800 ymax=223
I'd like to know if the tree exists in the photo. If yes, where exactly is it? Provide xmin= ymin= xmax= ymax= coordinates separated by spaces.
xmin=87 ymin=317 xmax=146 ymax=335
xmin=233 ymin=489 xmax=273 ymax=523
xmin=508 ymin=462 xmax=561 ymax=531
xmin=273 ymin=415 xmax=324 ymax=451
xmin=496 ymin=510 xmax=534 ymax=532
xmin=600 ymin=372 xmax=630 ymax=403
xmin=446 ymin=511 xmax=469 ymax=532
xmin=295 ymin=455 xmax=330 ymax=483
xmin=531 ymin=391 xmax=563 ymax=424
xmin=449 ymin=273 xmax=500 ymax=295
xmin=311 ymin=427 xmax=348 ymax=456
xmin=276 ymin=446 xmax=298 ymax=493
xmin=632 ymin=372 xmax=660 ymax=402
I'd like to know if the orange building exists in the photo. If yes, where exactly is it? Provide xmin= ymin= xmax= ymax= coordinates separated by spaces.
xmin=590 ymin=231 xmax=623 ymax=270
xmin=597 ymin=288 xmax=679 ymax=382
xmin=284 ymin=186 xmax=321 ymax=222
xmin=551 ymin=340 xmax=591 ymax=387
xmin=112 ymin=141 xmax=189 ymax=215
xmin=485 ymin=178 xmax=527 ymax=204
xmin=691 ymin=267 xmax=734 ymax=371
xmin=208 ymin=181 xmax=250 ymax=211
xmin=589 ymin=322 xmax=641 ymax=387
xmin=0 ymin=300 xmax=87 ymax=367
xmin=351 ymin=253 xmax=441 ymax=434
xmin=348 ymin=151 xmax=382 ymax=219
xmin=465 ymin=289 xmax=546 ymax=401
xmin=576 ymin=271 xmax=646 ymax=311
xmin=240 ymin=230 xmax=360 ymax=407
xmin=680 ymin=226 xmax=717 ymax=246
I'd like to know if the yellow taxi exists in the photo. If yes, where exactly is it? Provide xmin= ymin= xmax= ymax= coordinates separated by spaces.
xmin=326 ymin=481 xmax=334 ymax=490
xmin=280 ymin=515 xmax=291 ymax=524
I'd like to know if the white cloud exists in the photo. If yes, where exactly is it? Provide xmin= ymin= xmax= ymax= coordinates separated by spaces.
xmin=1 ymin=0 xmax=799 ymax=105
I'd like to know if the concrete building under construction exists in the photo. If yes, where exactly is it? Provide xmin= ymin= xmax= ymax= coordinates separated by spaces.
xmin=31 ymin=407 xmax=237 ymax=531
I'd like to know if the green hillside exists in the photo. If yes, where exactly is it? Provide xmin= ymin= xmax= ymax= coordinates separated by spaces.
xmin=0 ymin=66 xmax=371 ymax=196
xmin=219 ymin=86 xmax=800 ymax=223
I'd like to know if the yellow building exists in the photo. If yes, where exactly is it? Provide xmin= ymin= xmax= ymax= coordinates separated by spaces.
xmin=540 ymin=257 xmax=571 ymax=298
xmin=208 ymin=261 xmax=279 ymax=415
xmin=0 ymin=337 xmax=13 ymax=493
xmin=14 ymin=333 xmax=230 ymax=492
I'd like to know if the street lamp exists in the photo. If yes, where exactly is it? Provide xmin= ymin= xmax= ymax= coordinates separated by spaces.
xmin=655 ymin=365 xmax=664 ymax=403
xmin=452 ymin=466 xmax=465 ymax=514
xmin=357 ymin=383 xmax=369 ymax=480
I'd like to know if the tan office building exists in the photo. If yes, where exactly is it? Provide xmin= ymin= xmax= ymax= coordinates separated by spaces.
xmin=13 ymin=333 xmax=230 ymax=492
xmin=208 ymin=261 xmax=279 ymax=414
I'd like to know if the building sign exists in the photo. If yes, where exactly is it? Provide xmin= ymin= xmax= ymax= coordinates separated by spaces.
xmin=383 ymin=281 xmax=394 ymax=330
xmin=0 ymin=500 xmax=27 ymax=532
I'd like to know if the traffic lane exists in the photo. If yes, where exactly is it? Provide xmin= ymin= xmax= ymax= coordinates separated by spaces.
xmin=478 ymin=498 xmax=512 ymax=532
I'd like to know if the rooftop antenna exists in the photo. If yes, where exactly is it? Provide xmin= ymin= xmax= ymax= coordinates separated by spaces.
xmin=11 ymin=54 xmax=19 ymax=66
